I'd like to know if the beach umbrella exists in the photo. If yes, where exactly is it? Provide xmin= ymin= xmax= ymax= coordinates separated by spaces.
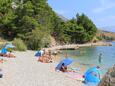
xmin=5 ymin=44 xmax=15 ymax=52
xmin=56 ymin=58 xmax=73 ymax=70
xmin=62 ymin=58 xmax=73 ymax=66
xmin=1 ymin=47 xmax=7 ymax=54
xmin=84 ymin=67 xmax=101 ymax=84
xmin=5 ymin=44 xmax=15 ymax=49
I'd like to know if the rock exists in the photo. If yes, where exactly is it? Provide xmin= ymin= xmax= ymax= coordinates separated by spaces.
xmin=98 ymin=65 xmax=115 ymax=86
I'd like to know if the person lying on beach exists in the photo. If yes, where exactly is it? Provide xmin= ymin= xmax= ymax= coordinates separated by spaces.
xmin=38 ymin=56 xmax=52 ymax=63
xmin=0 ymin=47 xmax=16 ymax=58
xmin=59 ymin=63 xmax=68 ymax=72
xmin=7 ymin=51 xmax=16 ymax=58
xmin=38 ymin=51 xmax=52 ymax=63
xmin=59 ymin=64 xmax=77 ymax=73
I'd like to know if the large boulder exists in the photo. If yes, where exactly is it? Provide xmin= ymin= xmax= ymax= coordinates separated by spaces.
xmin=98 ymin=65 xmax=115 ymax=86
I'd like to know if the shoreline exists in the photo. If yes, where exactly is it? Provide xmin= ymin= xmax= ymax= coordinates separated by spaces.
xmin=45 ymin=41 xmax=112 ymax=51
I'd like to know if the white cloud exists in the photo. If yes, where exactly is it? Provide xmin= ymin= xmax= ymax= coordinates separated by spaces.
xmin=93 ymin=0 xmax=115 ymax=13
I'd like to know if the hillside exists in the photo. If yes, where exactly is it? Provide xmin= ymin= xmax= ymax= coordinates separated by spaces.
xmin=97 ymin=29 xmax=115 ymax=41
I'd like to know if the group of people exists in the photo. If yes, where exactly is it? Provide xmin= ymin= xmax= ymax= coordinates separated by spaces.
xmin=0 ymin=43 xmax=16 ymax=63
xmin=0 ymin=43 xmax=16 ymax=78
xmin=54 ymin=56 xmax=101 ymax=85
xmin=35 ymin=49 xmax=53 ymax=63
xmin=0 ymin=43 xmax=102 ymax=84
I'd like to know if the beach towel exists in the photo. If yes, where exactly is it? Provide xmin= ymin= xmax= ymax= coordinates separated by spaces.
xmin=65 ymin=72 xmax=84 ymax=81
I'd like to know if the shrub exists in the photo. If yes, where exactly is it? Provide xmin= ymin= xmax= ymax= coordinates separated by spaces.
xmin=13 ymin=38 xmax=27 ymax=51
xmin=26 ymin=28 xmax=51 ymax=50
xmin=0 ymin=44 xmax=4 ymax=50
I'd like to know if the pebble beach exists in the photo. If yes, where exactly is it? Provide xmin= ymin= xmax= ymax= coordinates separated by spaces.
xmin=0 ymin=51 xmax=83 ymax=86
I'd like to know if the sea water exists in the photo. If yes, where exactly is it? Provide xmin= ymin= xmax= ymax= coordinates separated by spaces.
xmin=59 ymin=42 xmax=115 ymax=75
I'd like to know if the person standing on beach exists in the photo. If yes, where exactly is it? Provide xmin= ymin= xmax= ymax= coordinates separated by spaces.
xmin=98 ymin=53 xmax=102 ymax=64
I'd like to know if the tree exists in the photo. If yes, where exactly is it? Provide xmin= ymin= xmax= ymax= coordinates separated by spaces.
xmin=0 ymin=0 xmax=98 ymax=50
xmin=76 ymin=13 xmax=97 ymax=42
xmin=0 ymin=0 xmax=16 ymax=39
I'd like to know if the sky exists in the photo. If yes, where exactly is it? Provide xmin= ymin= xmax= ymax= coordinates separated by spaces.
xmin=48 ymin=0 xmax=115 ymax=32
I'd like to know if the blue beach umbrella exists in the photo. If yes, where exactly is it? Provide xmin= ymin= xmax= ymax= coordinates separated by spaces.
xmin=84 ymin=67 xmax=101 ymax=84
xmin=62 ymin=58 xmax=73 ymax=66
xmin=1 ymin=47 xmax=7 ymax=54
xmin=56 ymin=58 xmax=73 ymax=70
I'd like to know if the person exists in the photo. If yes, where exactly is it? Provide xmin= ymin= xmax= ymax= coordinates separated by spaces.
xmin=46 ymin=50 xmax=53 ymax=62
xmin=60 ymin=63 xmax=67 ymax=72
xmin=38 ymin=50 xmax=52 ymax=63
xmin=0 ymin=56 xmax=3 ymax=63
xmin=0 ymin=44 xmax=16 ymax=58
xmin=7 ymin=51 xmax=16 ymax=58
xmin=98 ymin=53 xmax=102 ymax=63
xmin=37 ymin=49 xmax=46 ymax=63
xmin=38 ymin=56 xmax=46 ymax=63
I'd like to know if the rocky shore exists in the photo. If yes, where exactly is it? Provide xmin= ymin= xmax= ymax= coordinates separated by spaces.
xmin=98 ymin=65 xmax=115 ymax=86
xmin=45 ymin=42 xmax=112 ymax=51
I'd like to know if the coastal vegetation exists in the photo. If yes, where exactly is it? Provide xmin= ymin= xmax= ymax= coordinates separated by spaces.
xmin=13 ymin=38 xmax=27 ymax=51
xmin=0 ymin=0 xmax=109 ymax=50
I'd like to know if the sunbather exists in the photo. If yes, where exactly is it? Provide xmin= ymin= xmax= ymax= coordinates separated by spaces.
xmin=0 ymin=47 xmax=15 ymax=58
xmin=38 ymin=49 xmax=53 ymax=63
xmin=60 ymin=63 xmax=67 ymax=72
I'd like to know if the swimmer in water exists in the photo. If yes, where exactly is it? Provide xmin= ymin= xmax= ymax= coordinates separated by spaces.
xmin=98 ymin=53 xmax=102 ymax=63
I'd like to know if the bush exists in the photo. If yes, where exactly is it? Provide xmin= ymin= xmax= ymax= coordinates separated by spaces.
xmin=97 ymin=36 xmax=103 ymax=40
xmin=13 ymin=38 xmax=27 ymax=51
xmin=26 ymin=28 xmax=51 ymax=50
xmin=0 ymin=44 xmax=4 ymax=50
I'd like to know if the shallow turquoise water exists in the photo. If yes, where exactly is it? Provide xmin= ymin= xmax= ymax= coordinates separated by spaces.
xmin=60 ymin=42 xmax=115 ymax=75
